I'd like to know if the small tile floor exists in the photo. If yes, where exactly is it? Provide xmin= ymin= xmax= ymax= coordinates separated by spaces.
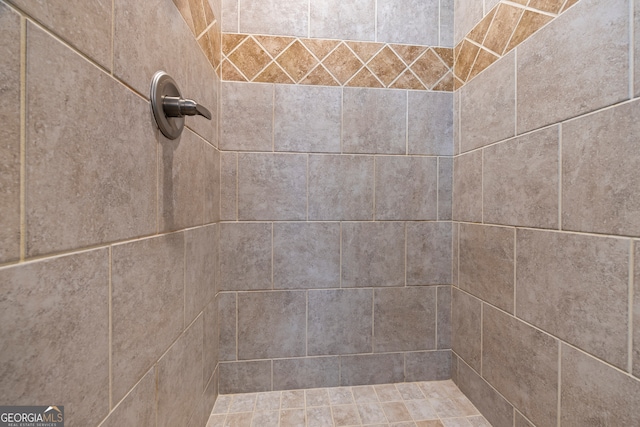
xmin=206 ymin=380 xmax=492 ymax=427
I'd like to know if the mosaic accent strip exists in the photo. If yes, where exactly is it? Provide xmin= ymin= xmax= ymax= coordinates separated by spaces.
xmin=221 ymin=34 xmax=455 ymax=91
xmin=454 ymin=0 xmax=581 ymax=86
xmin=172 ymin=0 xmax=221 ymax=72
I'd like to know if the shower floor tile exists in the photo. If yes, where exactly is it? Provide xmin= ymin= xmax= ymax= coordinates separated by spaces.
xmin=206 ymin=380 xmax=492 ymax=427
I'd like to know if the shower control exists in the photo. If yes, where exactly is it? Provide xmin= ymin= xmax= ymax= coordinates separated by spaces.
xmin=150 ymin=71 xmax=212 ymax=140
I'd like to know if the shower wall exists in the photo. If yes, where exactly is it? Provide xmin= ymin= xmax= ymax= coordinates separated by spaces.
xmin=216 ymin=0 xmax=455 ymax=394
xmin=0 ymin=0 xmax=220 ymax=426
xmin=452 ymin=0 xmax=640 ymax=425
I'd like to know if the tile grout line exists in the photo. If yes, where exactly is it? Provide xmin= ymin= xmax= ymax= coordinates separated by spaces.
xmin=108 ymin=246 xmax=113 ymax=410
xmin=480 ymin=302 xmax=484 ymax=377
xmin=455 ymin=285 xmax=640 ymax=381
xmin=19 ymin=15 xmax=26 ymax=262
xmin=558 ymin=123 xmax=563 ymax=230
xmin=235 ymin=292 xmax=239 ymax=361
xmin=404 ymin=223 xmax=407 ymax=287
xmin=111 ymin=0 xmax=114 ymax=75
xmin=630 ymin=0 xmax=635 ymax=99
xmin=306 ymin=291 xmax=309 ymax=358
xmin=513 ymin=229 xmax=517 ymax=317
xmin=557 ymin=341 xmax=562 ymax=427
xmin=628 ymin=240 xmax=634 ymax=374
xmin=514 ymin=46 xmax=518 ymax=137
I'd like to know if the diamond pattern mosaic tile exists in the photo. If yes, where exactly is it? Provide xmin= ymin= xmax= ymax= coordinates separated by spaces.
xmin=453 ymin=0 xmax=579 ymax=86
xmin=220 ymin=34 xmax=454 ymax=91
xmin=171 ymin=0 xmax=583 ymax=90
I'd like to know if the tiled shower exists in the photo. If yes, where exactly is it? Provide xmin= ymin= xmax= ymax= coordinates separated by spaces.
xmin=1 ymin=0 xmax=639 ymax=426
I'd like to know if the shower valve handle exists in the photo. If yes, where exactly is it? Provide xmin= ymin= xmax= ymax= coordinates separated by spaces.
xmin=162 ymin=96 xmax=212 ymax=120
xmin=150 ymin=71 xmax=212 ymax=140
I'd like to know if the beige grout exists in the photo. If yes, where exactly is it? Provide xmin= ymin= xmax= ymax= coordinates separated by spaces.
xmin=630 ymin=0 xmax=635 ymax=100
xmin=558 ymin=123 xmax=563 ymax=231
xmin=108 ymin=246 xmax=113 ymax=410
xmin=19 ymin=16 xmax=26 ymax=262
xmin=628 ymin=240 xmax=635 ymax=374
xmin=557 ymin=341 xmax=562 ymax=427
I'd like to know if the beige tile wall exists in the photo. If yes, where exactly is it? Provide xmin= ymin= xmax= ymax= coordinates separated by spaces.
xmin=452 ymin=0 xmax=640 ymax=425
xmin=0 ymin=1 xmax=221 ymax=426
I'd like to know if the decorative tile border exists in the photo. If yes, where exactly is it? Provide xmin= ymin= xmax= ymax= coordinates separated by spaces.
xmin=220 ymin=34 xmax=455 ymax=91
xmin=454 ymin=0 xmax=581 ymax=86
xmin=172 ymin=0 xmax=221 ymax=72
xmin=172 ymin=0 xmax=583 ymax=91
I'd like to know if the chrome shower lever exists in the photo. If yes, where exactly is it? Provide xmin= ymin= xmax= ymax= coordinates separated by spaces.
xmin=150 ymin=71 xmax=212 ymax=140
xmin=162 ymin=96 xmax=212 ymax=120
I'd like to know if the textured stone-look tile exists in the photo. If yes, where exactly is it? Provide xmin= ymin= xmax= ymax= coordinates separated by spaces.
xmin=351 ymin=385 xmax=378 ymax=403
xmin=407 ymin=92 xmax=453 ymax=156
xmin=561 ymin=344 xmax=640 ymax=426
xmin=306 ymin=406 xmax=333 ymax=427
xmin=374 ymin=287 xmax=437 ymax=352
xmin=516 ymin=229 xmax=629 ymax=369
xmin=238 ymin=291 xmax=306 ymax=359
xmin=218 ymin=293 xmax=237 ymax=361
xmin=460 ymin=50 xmax=515 ymax=152
xmin=186 ymin=36 xmax=219 ymax=144
xmin=439 ymin=157 xmax=453 ymax=221
xmin=484 ymin=126 xmax=559 ymax=228
xmin=440 ymin=0 xmax=454 ymax=47
xmin=220 ymin=82 xmax=273 ymax=151
xmin=26 ymin=24 xmax=156 ymax=256
xmin=219 ymin=223 xmax=271 ymax=291
xmin=459 ymin=224 xmax=515 ymax=313
xmin=204 ymin=299 xmax=218 ymax=385
xmin=229 ymin=393 xmax=258 ymax=412
xmin=437 ymin=286 xmax=452 ymax=349
xmin=514 ymin=412 xmax=534 ymax=427
xmin=377 ymin=0 xmax=439 ymax=45
xmin=255 ymin=391 xmax=281 ymax=411
xmin=274 ymin=223 xmax=340 ymax=289
xmin=225 ymin=412 xmax=253 ymax=426
xmin=340 ymin=353 xmax=404 ymax=386
xmin=220 ymin=152 xmax=237 ymax=221
xmin=332 ymin=404 xmax=361 ymax=426
xmin=356 ymin=402 xmax=387 ymax=424
xmin=250 ymin=410 xmax=278 ymax=427
xmin=342 ymin=222 xmax=405 ymax=287
xmin=375 ymin=156 xmax=438 ymax=220
xmin=101 ymin=369 xmax=156 ymax=427
xmin=454 ymin=0 xmax=483 ymax=44
xmin=636 ymin=0 xmax=640 ymax=97
xmin=219 ymin=361 xmax=272 ymax=394
xmin=517 ymin=0 xmax=629 ymax=133
xmin=308 ymin=155 xmax=374 ymax=220
xmin=159 ymin=130 xmax=205 ymax=231
xmin=0 ymin=250 xmax=108 ymax=427
xmin=482 ymin=306 xmax=558 ymax=427
xmin=239 ymin=0 xmax=308 ymax=36
xmin=157 ymin=318 xmax=204 ymax=427
xmin=456 ymin=361 xmax=514 ymax=427
xmin=273 ymin=357 xmax=340 ymax=390
xmin=452 ymin=151 xmax=482 ymax=223
xmin=185 ymin=225 xmax=217 ymax=325
xmin=310 ymin=0 xmax=375 ymax=40
xmin=112 ymin=233 xmax=184 ymax=402
xmin=281 ymin=390 xmax=305 ymax=409
xmin=563 ymin=100 xmax=640 ymax=236
xmin=274 ymin=85 xmax=341 ymax=153
xmin=280 ymin=408 xmax=305 ymax=426
xmin=221 ymin=0 xmax=238 ymax=32
xmin=205 ymin=144 xmax=221 ymax=224
xmin=374 ymin=384 xmax=402 ymax=401
xmin=407 ymin=222 xmax=452 ymax=286
xmin=343 ymin=88 xmax=406 ymax=154
xmin=636 ymin=242 xmax=640 ymax=376
xmin=328 ymin=387 xmax=356 ymax=405
xmin=114 ymin=0 xmax=190 ymax=93
xmin=13 ymin=0 xmax=111 ymax=68
xmin=405 ymin=351 xmax=452 ymax=382
xmin=237 ymin=153 xmax=307 ymax=220
xmin=451 ymin=288 xmax=481 ymax=372
xmin=308 ymin=289 xmax=373 ymax=355
xmin=381 ymin=401 xmax=412 ymax=423
xmin=0 ymin=3 xmax=20 ymax=264
xmin=452 ymin=224 xmax=459 ymax=287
